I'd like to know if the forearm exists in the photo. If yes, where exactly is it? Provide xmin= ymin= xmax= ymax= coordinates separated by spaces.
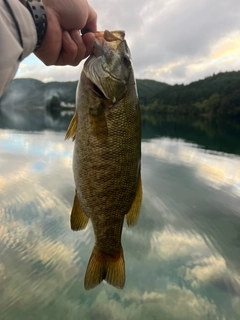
xmin=0 ymin=0 xmax=97 ymax=97
xmin=0 ymin=0 xmax=37 ymax=97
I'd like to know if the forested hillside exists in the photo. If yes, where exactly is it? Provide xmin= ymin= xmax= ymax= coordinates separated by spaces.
xmin=0 ymin=78 xmax=165 ymax=107
xmin=0 ymin=79 xmax=77 ymax=107
xmin=1 ymin=71 xmax=240 ymax=118
xmin=145 ymin=71 xmax=240 ymax=118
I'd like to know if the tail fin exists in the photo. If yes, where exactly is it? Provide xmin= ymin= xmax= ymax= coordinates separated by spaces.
xmin=84 ymin=246 xmax=125 ymax=290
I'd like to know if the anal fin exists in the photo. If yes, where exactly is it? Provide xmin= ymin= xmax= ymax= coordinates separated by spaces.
xmin=65 ymin=112 xmax=78 ymax=141
xmin=70 ymin=192 xmax=89 ymax=231
xmin=126 ymin=175 xmax=142 ymax=227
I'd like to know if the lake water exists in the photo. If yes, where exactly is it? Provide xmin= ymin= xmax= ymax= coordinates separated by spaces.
xmin=0 ymin=108 xmax=240 ymax=320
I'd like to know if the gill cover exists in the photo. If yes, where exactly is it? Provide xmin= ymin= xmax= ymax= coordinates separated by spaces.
xmin=83 ymin=30 xmax=133 ymax=103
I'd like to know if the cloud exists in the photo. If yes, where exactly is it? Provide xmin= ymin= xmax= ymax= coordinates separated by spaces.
xmin=184 ymin=256 xmax=240 ymax=296
xmin=83 ymin=285 xmax=218 ymax=320
xmin=15 ymin=0 xmax=240 ymax=84
xmin=17 ymin=58 xmax=83 ymax=82
xmin=1 ymin=128 xmax=240 ymax=318
xmin=150 ymin=230 xmax=206 ymax=260
xmin=142 ymin=138 xmax=240 ymax=190
xmin=232 ymin=297 xmax=240 ymax=315
xmin=140 ymin=285 xmax=217 ymax=320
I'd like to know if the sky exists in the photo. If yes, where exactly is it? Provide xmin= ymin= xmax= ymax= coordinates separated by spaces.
xmin=16 ymin=0 xmax=240 ymax=85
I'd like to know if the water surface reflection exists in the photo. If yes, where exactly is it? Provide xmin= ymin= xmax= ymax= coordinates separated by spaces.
xmin=0 ymin=110 xmax=240 ymax=319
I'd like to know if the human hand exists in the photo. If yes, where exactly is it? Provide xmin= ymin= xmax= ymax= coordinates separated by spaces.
xmin=34 ymin=0 xmax=97 ymax=66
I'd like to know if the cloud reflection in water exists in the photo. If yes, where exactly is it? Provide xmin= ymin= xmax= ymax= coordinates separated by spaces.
xmin=0 ymin=129 xmax=240 ymax=319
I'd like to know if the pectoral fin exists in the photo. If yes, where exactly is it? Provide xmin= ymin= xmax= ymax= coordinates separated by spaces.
xmin=126 ymin=175 xmax=142 ymax=227
xmin=65 ymin=112 xmax=78 ymax=140
xmin=70 ymin=192 xmax=89 ymax=231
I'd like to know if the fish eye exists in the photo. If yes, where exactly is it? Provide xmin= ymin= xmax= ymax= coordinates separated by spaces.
xmin=122 ymin=55 xmax=131 ymax=65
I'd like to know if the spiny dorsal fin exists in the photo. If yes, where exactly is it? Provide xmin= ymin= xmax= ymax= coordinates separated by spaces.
xmin=65 ymin=112 xmax=78 ymax=141
xmin=70 ymin=192 xmax=89 ymax=231
xmin=126 ymin=174 xmax=142 ymax=227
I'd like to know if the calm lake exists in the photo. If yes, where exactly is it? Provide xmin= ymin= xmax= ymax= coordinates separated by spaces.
xmin=0 ymin=107 xmax=240 ymax=320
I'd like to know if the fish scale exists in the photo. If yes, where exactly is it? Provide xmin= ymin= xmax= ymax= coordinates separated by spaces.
xmin=66 ymin=30 xmax=142 ymax=290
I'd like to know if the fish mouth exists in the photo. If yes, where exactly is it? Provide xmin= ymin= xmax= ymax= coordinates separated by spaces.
xmin=83 ymin=30 xmax=127 ymax=102
xmin=83 ymin=49 xmax=110 ymax=101
xmin=84 ymin=61 xmax=111 ymax=100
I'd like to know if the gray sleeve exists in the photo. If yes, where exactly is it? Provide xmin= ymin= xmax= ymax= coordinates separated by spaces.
xmin=0 ymin=0 xmax=37 ymax=97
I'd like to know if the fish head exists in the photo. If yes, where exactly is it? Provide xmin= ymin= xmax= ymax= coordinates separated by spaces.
xmin=83 ymin=30 xmax=133 ymax=103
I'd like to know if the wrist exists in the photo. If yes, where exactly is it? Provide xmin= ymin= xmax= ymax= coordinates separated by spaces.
xmin=19 ymin=0 xmax=48 ymax=50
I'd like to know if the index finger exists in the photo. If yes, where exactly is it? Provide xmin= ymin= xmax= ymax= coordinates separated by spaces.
xmin=85 ymin=4 xmax=97 ymax=32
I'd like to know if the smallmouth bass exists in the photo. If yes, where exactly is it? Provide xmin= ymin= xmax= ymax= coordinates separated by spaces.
xmin=65 ymin=30 xmax=142 ymax=290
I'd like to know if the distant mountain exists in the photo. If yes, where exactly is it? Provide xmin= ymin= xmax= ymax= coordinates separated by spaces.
xmin=1 ymin=71 xmax=240 ymax=118
xmin=136 ymin=79 xmax=169 ymax=105
xmin=148 ymin=71 xmax=240 ymax=118
xmin=0 ymin=78 xmax=168 ymax=108
xmin=153 ymin=71 xmax=240 ymax=105
xmin=0 ymin=78 xmax=77 ymax=108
